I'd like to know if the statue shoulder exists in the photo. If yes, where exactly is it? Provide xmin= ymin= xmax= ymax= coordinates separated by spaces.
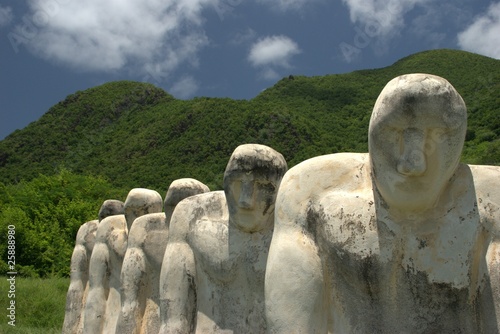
xmin=469 ymin=164 xmax=500 ymax=236
xmin=280 ymin=152 xmax=370 ymax=193
xmin=276 ymin=153 xmax=371 ymax=226
xmin=95 ymin=214 xmax=126 ymax=242
xmin=174 ymin=191 xmax=225 ymax=214
xmin=128 ymin=212 xmax=166 ymax=247
xmin=75 ymin=220 xmax=98 ymax=246
xmin=469 ymin=164 xmax=500 ymax=196
xmin=169 ymin=191 xmax=228 ymax=241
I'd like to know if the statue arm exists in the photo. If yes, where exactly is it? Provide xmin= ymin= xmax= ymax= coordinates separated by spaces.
xmin=265 ymin=211 xmax=326 ymax=333
xmin=62 ymin=241 xmax=88 ymax=333
xmin=116 ymin=245 xmax=147 ymax=333
xmin=159 ymin=200 xmax=198 ymax=334
xmin=485 ymin=194 xmax=500 ymax=323
xmin=159 ymin=239 xmax=197 ymax=334
xmin=469 ymin=164 xmax=500 ymax=328
xmin=82 ymin=241 xmax=110 ymax=334
xmin=265 ymin=154 xmax=367 ymax=333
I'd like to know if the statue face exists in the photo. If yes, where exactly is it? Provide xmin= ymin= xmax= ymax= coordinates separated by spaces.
xmin=369 ymin=78 xmax=466 ymax=212
xmin=225 ymin=171 xmax=278 ymax=232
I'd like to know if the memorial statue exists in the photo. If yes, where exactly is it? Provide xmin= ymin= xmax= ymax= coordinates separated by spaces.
xmin=116 ymin=179 xmax=209 ymax=334
xmin=83 ymin=189 xmax=162 ymax=334
xmin=265 ymin=74 xmax=500 ymax=333
xmin=469 ymin=164 xmax=500 ymax=327
xmin=62 ymin=200 xmax=124 ymax=334
xmin=98 ymin=200 xmax=126 ymax=222
xmin=159 ymin=144 xmax=287 ymax=333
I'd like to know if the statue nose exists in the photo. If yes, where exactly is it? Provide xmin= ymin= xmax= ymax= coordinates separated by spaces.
xmin=238 ymin=181 xmax=254 ymax=209
xmin=397 ymin=128 xmax=426 ymax=176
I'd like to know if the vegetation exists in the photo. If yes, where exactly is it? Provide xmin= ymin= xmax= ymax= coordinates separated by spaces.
xmin=0 ymin=50 xmax=498 ymax=193
xmin=0 ymin=49 xmax=498 ymax=279
xmin=0 ymin=170 xmax=127 ymax=277
xmin=0 ymin=47 xmax=498 ymax=333
xmin=0 ymin=277 xmax=67 ymax=333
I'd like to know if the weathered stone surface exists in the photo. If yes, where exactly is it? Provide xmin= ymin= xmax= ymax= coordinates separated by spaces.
xmin=83 ymin=189 xmax=162 ymax=334
xmin=159 ymin=144 xmax=287 ymax=333
xmin=116 ymin=179 xmax=209 ymax=334
xmin=265 ymin=74 xmax=500 ymax=333
xmin=164 ymin=178 xmax=211 ymax=222
xmin=98 ymin=200 xmax=125 ymax=222
xmin=62 ymin=219 xmax=99 ymax=334
xmin=62 ymin=199 xmax=124 ymax=334
xmin=470 ymin=164 xmax=500 ymax=328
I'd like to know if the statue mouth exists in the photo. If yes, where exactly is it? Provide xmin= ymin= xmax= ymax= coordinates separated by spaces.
xmin=396 ymin=180 xmax=429 ymax=191
xmin=386 ymin=175 xmax=433 ymax=194
xmin=237 ymin=206 xmax=255 ymax=212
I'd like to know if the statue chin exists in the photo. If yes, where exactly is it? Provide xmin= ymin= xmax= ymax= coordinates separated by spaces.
xmin=230 ymin=211 xmax=272 ymax=233
xmin=383 ymin=195 xmax=437 ymax=214
xmin=377 ymin=183 xmax=441 ymax=213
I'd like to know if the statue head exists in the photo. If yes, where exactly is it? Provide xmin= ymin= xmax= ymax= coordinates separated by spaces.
xmin=368 ymin=74 xmax=467 ymax=212
xmin=98 ymin=199 xmax=125 ymax=222
xmin=123 ymin=188 xmax=163 ymax=229
xmin=164 ymin=178 xmax=210 ymax=221
xmin=224 ymin=144 xmax=287 ymax=232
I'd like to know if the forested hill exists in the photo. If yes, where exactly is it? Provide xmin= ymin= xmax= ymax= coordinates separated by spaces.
xmin=0 ymin=49 xmax=498 ymax=192
xmin=0 ymin=48 xmax=499 ymax=278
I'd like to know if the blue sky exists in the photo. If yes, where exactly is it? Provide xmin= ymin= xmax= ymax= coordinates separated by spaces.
xmin=1 ymin=0 xmax=499 ymax=140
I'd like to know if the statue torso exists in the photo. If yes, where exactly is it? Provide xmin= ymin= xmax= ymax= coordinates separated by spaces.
xmin=288 ymin=154 xmax=488 ymax=333
xmin=187 ymin=192 xmax=270 ymax=333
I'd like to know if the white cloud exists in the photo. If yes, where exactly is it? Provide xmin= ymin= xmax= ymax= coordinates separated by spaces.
xmin=341 ymin=0 xmax=431 ymax=39
xmin=11 ymin=0 xmax=216 ymax=79
xmin=248 ymin=35 xmax=301 ymax=67
xmin=248 ymin=35 xmax=301 ymax=81
xmin=457 ymin=2 xmax=500 ymax=59
xmin=0 ymin=5 xmax=13 ymax=27
xmin=169 ymin=75 xmax=199 ymax=99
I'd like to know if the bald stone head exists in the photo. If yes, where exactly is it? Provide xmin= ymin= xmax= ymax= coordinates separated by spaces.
xmin=164 ymin=178 xmax=210 ymax=208
xmin=164 ymin=178 xmax=210 ymax=221
xmin=223 ymin=144 xmax=287 ymax=232
xmin=124 ymin=188 xmax=163 ymax=229
xmin=98 ymin=200 xmax=125 ymax=222
xmin=368 ymin=73 xmax=467 ymax=211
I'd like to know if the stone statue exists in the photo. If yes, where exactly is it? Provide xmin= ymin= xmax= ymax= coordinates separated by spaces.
xmin=83 ymin=189 xmax=162 ymax=334
xmin=469 ymin=164 xmax=500 ymax=327
xmin=265 ymin=74 xmax=500 ymax=333
xmin=62 ymin=199 xmax=124 ymax=334
xmin=159 ymin=144 xmax=287 ymax=333
xmin=116 ymin=179 xmax=209 ymax=334
xmin=98 ymin=200 xmax=126 ymax=222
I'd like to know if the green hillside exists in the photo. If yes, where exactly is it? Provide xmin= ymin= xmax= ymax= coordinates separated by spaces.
xmin=0 ymin=49 xmax=498 ymax=277
xmin=1 ymin=49 xmax=499 ymax=191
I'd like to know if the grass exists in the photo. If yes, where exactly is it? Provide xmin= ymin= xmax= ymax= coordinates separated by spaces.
xmin=0 ymin=277 xmax=68 ymax=333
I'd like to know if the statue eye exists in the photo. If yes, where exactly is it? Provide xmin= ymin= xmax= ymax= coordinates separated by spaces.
xmin=256 ymin=181 xmax=276 ymax=194
xmin=382 ymin=127 xmax=403 ymax=146
xmin=231 ymin=180 xmax=243 ymax=192
xmin=429 ymin=128 xmax=447 ymax=143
